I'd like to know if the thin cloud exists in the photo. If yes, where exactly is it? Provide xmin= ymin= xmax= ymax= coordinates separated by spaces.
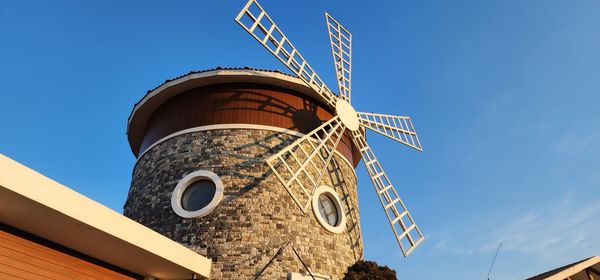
xmin=434 ymin=191 xmax=600 ymax=261
xmin=553 ymin=129 xmax=600 ymax=154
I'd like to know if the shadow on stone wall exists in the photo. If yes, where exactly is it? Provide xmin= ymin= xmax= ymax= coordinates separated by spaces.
xmin=327 ymin=157 xmax=364 ymax=260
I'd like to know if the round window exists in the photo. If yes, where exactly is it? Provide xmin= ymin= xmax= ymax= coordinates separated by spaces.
xmin=181 ymin=180 xmax=216 ymax=211
xmin=171 ymin=170 xmax=224 ymax=218
xmin=312 ymin=186 xmax=346 ymax=233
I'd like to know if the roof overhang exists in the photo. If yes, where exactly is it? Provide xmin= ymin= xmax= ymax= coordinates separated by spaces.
xmin=528 ymin=256 xmax=600 ymax=280
xmin=0 ymin=154 xmax=211 ymax=279
xmin=127 ymin=68 xmax=331 ymax=156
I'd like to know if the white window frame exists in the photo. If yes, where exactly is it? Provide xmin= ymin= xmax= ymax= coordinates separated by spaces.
xmin=171 ymin=170 xmax=224 ymax=218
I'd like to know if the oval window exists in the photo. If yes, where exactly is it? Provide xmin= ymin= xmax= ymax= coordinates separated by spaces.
xmin=317 ymin=193 xmax=339 ymax=227
xmin=312 ymin=185 xmax=346 ymax=233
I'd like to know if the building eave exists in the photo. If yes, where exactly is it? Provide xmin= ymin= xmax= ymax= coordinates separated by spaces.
xmin=0 ymin=154 xmax=211 ymax=279
xmin=527 ymin=256 xmax=600 ymax=280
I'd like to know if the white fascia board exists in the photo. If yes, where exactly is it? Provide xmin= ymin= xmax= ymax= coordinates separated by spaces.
xmin=0 ymin=154 xmax=211 ymax=279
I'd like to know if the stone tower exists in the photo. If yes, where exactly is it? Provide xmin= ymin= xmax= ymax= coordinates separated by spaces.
xmin=124 ymin=68 xmax=364 ymax=279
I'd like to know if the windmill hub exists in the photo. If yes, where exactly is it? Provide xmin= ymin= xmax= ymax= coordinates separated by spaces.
xmin=335 ymin=99 xmax=360 ymax=131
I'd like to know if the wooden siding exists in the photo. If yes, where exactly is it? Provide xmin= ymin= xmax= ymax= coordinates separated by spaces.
xmin=138 ymin=83 xmax=360 ymax=166
xmin=0 ymin=226 xmax=138 ymax=280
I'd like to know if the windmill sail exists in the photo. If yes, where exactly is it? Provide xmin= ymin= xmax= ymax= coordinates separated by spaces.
xmin=352 ymin=130 xmax=424 ymax=256
xmin=266 ymin=117 xmax=347 ymax=212
xmin=358 ymin=112 xmax=422 ymax=151
xmin=235 ymin=0 xmax=338 ymax=108
xmin=326 ymin=13 xmax=352 ymax=102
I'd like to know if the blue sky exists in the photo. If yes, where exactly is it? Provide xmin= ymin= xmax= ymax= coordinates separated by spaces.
xmin=1 ymin=1 xmax=599 ymax=279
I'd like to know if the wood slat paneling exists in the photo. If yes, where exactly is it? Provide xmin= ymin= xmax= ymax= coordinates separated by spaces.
xmin=0 ymin=270 xmax=25 ymax=280
xmin=0 ymin=231 xmax=122 ymax=275
xmin=138 ymin=83 xmax=360 ymax=166
xmin=0 ymin=227 xmax=138 ymax=280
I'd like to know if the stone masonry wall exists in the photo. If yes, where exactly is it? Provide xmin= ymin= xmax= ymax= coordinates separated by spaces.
xmin=124 ymin=129 xmax=363 ymax=279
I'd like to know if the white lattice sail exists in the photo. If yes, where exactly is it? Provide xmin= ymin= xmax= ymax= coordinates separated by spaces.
xmin=266 ymin=117 xmax=347 ymax=212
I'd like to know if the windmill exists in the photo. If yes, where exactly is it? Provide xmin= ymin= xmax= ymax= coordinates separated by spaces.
xmin=235 ymin=0 xmax=425 ymax=257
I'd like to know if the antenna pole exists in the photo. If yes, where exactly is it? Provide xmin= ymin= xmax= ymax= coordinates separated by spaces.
xmin=487 ymin=242 xmax=502 ymax=280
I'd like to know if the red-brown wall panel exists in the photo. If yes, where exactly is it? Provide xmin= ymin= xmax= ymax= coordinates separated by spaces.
xmin=0 ymin=228 xmax=137 ymax=280
xmin=138 ymin=83 xmax=359 ymax=166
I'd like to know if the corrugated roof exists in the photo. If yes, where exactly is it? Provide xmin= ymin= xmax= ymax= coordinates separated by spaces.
xmin=128 ymin=67 xmax=296 ymax=125
xmin=146 ymin=67 xmax=293 ymax=94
